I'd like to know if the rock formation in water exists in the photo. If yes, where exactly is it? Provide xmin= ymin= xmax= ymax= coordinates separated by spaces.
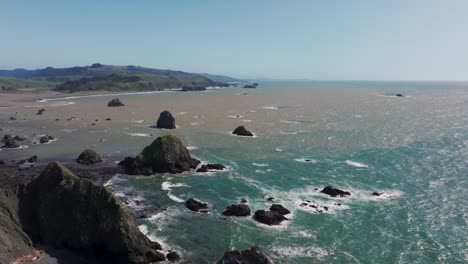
xmin=19 ymin=161 xmax=166 ymax=263
xmin=107 ymin=98 xmax=125 ymax=107
xmin=156 ymin=110 xmax=176 ymax=129
xmin=39 ymin=135 xmax=54 ymax=144
xmin=1 ymin=134 xmax=24 ymax=149
xmin=76 ymin=149 xmax=103 ymax=165
xmin=36 ymin=108 xmax=46 ymax=115
xmin=196 ymin=163 xmax=226 ymax=172
xmin=119 ymin=134 xmax=200 ymax=174
xmin=217 ymin=246 xmax=273 ymax=264
xmin=395 ymin=93 xmax=404 ymax=97
xmin=232 ymin=126 xmax=254 ymax=137
xmin=269 ymin=204 xmax=290 ymax=215
xmin=254 ymin=210 xmax=287 ymax=225
xmin=321 ymin=186 xmax=351 ymax=197
xmin=222 ymin=204 xmax=251 ymax=217
xmin=185 ymin=198 xmax=209 ymax=212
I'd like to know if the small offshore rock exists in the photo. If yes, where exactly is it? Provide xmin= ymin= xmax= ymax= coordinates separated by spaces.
xmin=254 ymin=210 xmax=287 ymax=225
xmin=166 ymin=251 xmax=181 ymax=262
xmin=196 ymin=163 xmax=226 ymax=172
xmin=108 ymin=98 xmax=125 ymax=107
xmin=321 ymin=186 xmax=351 ymax=197
xmin=185 ymin=198 xmax=208 ymax=212
xmin=217 ymin=246 xmax=273 ymax=264
xmin=36 ymin=108 xmax=45 ymax=115
xmin=222 ymin=204 xmax=251 ymax=217
xmin=156 ymin=110 xmax=176 ymax=129
xmin=269 ymin=204 xmax=291 ymax=215
xmin=76 ymin=149 xmax=103 ymax=165
xmin=232 ymin=126 xmax=253 ymax=137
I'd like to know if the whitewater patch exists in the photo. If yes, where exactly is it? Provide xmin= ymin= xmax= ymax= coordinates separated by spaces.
xmin=280 ymin=119 xmax=303 ymax=124
xmin=275 ymin=147 xmax=283 ymax=152
xmin=345 ymin=160 xmax=369 ymax=168
xmin=37 ymin=90 xmax=174 ymax=102
xmin=126 ymin=133 xmax=152 ymax=137
xmin=253 ymin=163 xmax=269 ymax=167
xmin=227 ymin=115 xmax=243 ymax=118
xmin=271 ymin=245 xmax=333 ymax=259
xmin=295 ymin=158 xmax=317 ymax=163
xmin=186 ymin=146 xmax=198 ymax=150
xmin=262 ymin=106 xmax=278 ymax=110
xmin=242 ymin=119 xmax=252 ymax=123
xmin=161 ymin=181 xmax=189 ymax=203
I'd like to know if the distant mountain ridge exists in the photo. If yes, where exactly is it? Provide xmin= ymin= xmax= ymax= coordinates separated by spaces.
xmin=0 ymin=64 xmax=241 ymax=92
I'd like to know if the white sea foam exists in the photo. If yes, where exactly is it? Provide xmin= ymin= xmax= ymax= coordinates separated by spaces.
xmin=126 ymin=133 xmax=151 ymax=137
xmin=275 ymin=147 xmax=283 ymax=152
xmin=186 ymin=146 xmax=198 ymax=150
xmin=271 ymin=245 xmax=333 ymax=258
xmin=242 ymin=119 xmax=252 ymax=123
xmin=263 ymin=106 xmax=278 ymax=110
xmin=295 ymin=158 xmax=317 ymax=163
xmin=345 ymin=160 xmax=369 ymax=168
xmin=228 ymin=115 xmax=243 ymax=118
xmin=161 ymin=181 xmax=189 ymax=203
xmin=253 ymin=163 xmax=269 ymax=167
xmin=133 ymin=120 xmax=145 ymax=123
xmin=280 ymin=119 xmax=302 ymax=124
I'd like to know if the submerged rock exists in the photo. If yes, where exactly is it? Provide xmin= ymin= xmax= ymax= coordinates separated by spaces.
xmin=254 ymin=210 xmax=287 ymax=225
xmin=39 ymin=135 xmax=54 ymax=144
xmin=156 ymin=110 xmax=176 ymax=129
xmin=217 ymin=245 xmax=273 ymax=264
xmin=76 ymin=149 xmax=103 ymax=165
xmin=269 ymin=204 xmax=291 ymax=215
xmin=185 ymin=198 xmax=208 ymax=212
xmin=135 ymin=134 xmax=200 ymax=174
xmin=196 ymin=163 xmax=226 ymax=172
xmin=222 ymin=204 xmax=251 ymax=217
xmin=321 ymin=186 xmax=351 ymax=197
xmin=166 ymin=251 xmax=181 ymax=262
xmin=232 ymin=126 xmax=253 ymax=137
xmin=20 ymin=161 xmax=165 ymax=263
xmin=108 ymin=98 xmax=125 ymax=107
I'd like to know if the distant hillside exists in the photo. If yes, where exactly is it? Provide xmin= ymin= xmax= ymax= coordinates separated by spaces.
xmin=201 ymin=73 xmax=244 ymax=83
xmin=0 ymin=64 xmax=234 ymax=92
xmin=0 ymin=77 xmax=59 ymax=91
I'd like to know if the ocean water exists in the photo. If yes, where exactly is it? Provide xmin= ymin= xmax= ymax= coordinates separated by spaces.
xmin=1 ymin=81 xmax=467 ymax=263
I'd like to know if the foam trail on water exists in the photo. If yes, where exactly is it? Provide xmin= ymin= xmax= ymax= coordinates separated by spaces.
xmin=346 ymin=160 xmax=369 ymax=168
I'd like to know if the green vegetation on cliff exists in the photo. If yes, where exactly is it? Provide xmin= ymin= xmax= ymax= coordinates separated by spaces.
xmin=0 ymin=77 xmax=58 ymax=91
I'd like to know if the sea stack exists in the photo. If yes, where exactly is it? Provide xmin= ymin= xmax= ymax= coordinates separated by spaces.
xmin=108 ymin=98 xmax=125 ymax=107
xmin=217 ymin=246 xmax=273 ymax=264
xmin=156 ymin=110 xmax=176 ymax=129
xmin=19 ymin=161 xmax=166 ymax=263
xmin=119 ymin=134 xmax=200 ymax=174
xmin=76 ymin=149 xmax=103 ymax=165
xmin=232 ymin=126 xmax=254 ymax=137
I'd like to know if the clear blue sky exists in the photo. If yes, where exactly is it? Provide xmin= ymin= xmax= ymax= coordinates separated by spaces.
xmin=1 ymin=0 xmax=467 ymax=80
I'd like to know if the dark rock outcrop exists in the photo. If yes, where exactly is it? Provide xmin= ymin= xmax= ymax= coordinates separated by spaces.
xmin=395 ymin=93 xmax=404 ymax=97
xmin=372 ymin=191 xmax=382 ymax=196
xmin=254 ymin=210 xmax=287 ymax=225
xmin=107 ymin=98 xmax=125 ymax=107
xmin=243 ymin=85 xmax=256 ymax=89
xmin=222 ymin=204 xmax=251 ymax=217
xmin=232 ymin=126 xmax=254 ymax=137
xmin=36 ymin=108 xmax=46 ymax=115
xmin=27 ymin=156 xmax=37 ymax=163
xmin=118 ymin=157 xmax=153 ymax=176
xmin=321 ymin=186 xmax=351 ymax=197
xmin=196 ymin=163 xmax=226 ymax=172
xmin=217 ymin=246 xmax=273 ymax=264
xmin=269 ymin=204 xmax=291 ymax=215
xmin=132 ymin=134 xmax=200 ymax=174
xmin=156 ymin=111 xmax=176 ymax=129
xmin=181 ymin=86 xmax=206 ymax=92
xmin=76 ymin=149 xmax=103 ymax=165
xmin=166 ymin=251 xmax=181 ymax=262
xmin=39 ymin=135 xmax=54 ymax=144
xmin=0 ymin=189 xmax=34 ymax=264
xmin=1 ymin=134 xmax=23 ymax=149
xmin=185 ymin=198 xmax=208 ymax=212
xmin=19 ymin=161 xmax=165 ymax=263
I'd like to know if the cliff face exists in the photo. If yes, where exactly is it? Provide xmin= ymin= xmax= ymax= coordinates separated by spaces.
xmin=0 ymin=189 xmax=34 ymax=264
xmin=19 ymin=161 xmax=165 ymax=263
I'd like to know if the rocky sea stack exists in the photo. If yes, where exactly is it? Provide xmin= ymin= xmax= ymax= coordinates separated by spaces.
xmin=185 ymin=198 xmax=209 ymax=212
xmin=321 ymin=186 xmax=351 ymax=197
xmin=156 ymin=110 xmax=176 ymax=129
xmin=232 ymin=126 xmax=254 ymax=137
xmin=107 ymin=98 xmax=125 ymax=107
xmin=222 ymin=204 xmax=251 ymax=216
xmin=217 ymin=246 xmax=273 ymax=264
xmin=76 ymin=149 xmax=103 ymax=165
xmin=254 ymin=210 xmax=287 ymax=225
xmin=120 ymin=134 xmax=200 ymax=174
xmin=19 ymin=161 xmax=166 ymax=263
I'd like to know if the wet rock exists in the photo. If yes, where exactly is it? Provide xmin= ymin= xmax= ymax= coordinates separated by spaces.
xmin=27 ymin=156 xmax=37 ymax=163
xmin=196 ymin=163 xmax=226 ymax=172
xmin=10 ymin=116 xmax=16 ymax=120
xmin=395 ymin=93 xmax=404 ymax=97
xmin=107 ymin=98 xmax=125 ymax=107
xmin=240 ymin=198 xmax=248 ymax=204
xmin=372 ymin=192 xmax=382 ymax=196
xmin=0 ymin=160 xmax=4 ymax=165
xmin=185 ymin=198 xmax=208 ymax=212
xmin=222 ymin=204 xmax=251 ymax=217
xmin=321 ymin=186 xmax=351 ymax=197
xmin=1 ymin=135 xmax=21 ymax=149
xmin=243 ymin=85 xmax=256 ymax=89
xmin=232 ymin=126 xmax=253 ymax=137
xmin=266 ymin=197 xmax=274 ymax=202
xmin=269 ymin=204 xmax=291 ymax=215
xmin=217 ymin=246 xmax=273 ymax=264
xmin=254 ymin=210 xmax=287 ymax=225
xmin=156 ymin=111 xmax=176 ymax=129
xmin=105 ymin=118 xmax=111 ymax=121
xmin=118 ymin=157 xmax=153 ymax=176
xmin=39 ymin=135 xmax=54 ymax=144
xmin=76 ymin=149 xmax=103 ymax=165
xmin=166 ymin=251 xmax=181 ymax=262
xmin=36 ymin=108 xmax=45 ymax=115
xmin=20 ymin=161 xmax=165 ymax=263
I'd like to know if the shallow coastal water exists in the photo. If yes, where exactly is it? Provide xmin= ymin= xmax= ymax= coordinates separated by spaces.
xmin=1 ymin=81 xmax=467 ymax=263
